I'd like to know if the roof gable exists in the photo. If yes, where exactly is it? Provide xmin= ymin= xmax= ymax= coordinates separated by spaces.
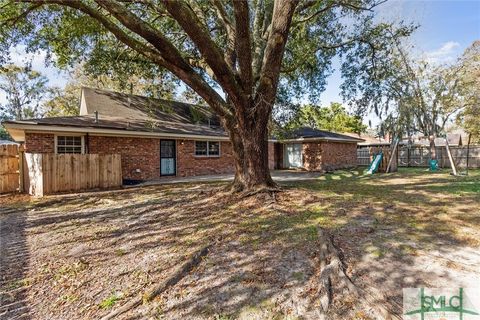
xmin=80 ymin=87 xmax=220 ymax=126
xmin=278 ymin=127 xmax=364 ymax=143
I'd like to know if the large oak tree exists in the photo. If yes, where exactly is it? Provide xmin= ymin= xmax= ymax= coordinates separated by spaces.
xmin=0 ymin=0 xmax=411 ymax=191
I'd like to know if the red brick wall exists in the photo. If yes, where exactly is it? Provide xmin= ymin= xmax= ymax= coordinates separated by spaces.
xmin=302 ymin=143 xmax=322 ymax=171
xmin=24 ymin=132 xmax=55 ymax=153
xmin=302 ymin=141 xmax=357 ymax=171
xmin=177 ymin=140 xmax=234 ymax=177
xmin=88 ymin=136 xmax=160 ymax=180
xmin=23 ymin=133 xmax=237 ymax=180
xmin=24 ymin=133 xmax=357 ymax=177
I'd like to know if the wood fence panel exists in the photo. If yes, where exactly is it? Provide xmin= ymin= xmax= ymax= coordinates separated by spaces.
xmin=0 ymin=144 xmax=20 ymax=193
xmin=23 ymin=153 xmax=122 ymax=196
xmin=25 ymin=153 xmax=44 ymax=196
xmin=113 ymin=154 xmax=122 ymax=187
xmin=357 ymin=148 xmax=370 ymax=166
xmin=91 ymin=154 xmax=100 ymax=190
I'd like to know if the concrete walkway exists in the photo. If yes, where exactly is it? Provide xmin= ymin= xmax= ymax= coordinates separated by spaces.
xmin=136 ymin=170 xmax=324 ymax=186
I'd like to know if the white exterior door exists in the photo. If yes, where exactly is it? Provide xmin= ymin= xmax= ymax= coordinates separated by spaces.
xmin=284 ymin=143 xmax=303 ymax=168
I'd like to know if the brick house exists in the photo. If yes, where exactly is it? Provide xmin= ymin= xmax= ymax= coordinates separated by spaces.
xmin=3 ymin=88 xmax=362 ymax=182
xmin=273 ymin=127 xmax=362 ymax=171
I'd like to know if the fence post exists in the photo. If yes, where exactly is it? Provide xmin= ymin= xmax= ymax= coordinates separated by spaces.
xmin=18 ymin=145 xmax=25 ymax=193
xmin=466 ymin=134 xmax=471 ymax=174
xmin=407 ymin=147 xmax=410 ymax=167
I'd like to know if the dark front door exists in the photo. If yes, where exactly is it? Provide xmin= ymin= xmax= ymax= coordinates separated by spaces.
xmin=160 ymin=140 xmax=176 ymax=176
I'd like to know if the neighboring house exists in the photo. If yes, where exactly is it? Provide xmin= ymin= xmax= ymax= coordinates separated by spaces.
xmin=406 ymin=134 xmax=463 ymax=147
xmin=341 ymin=132 xmax=391 ymax=147
xmin=3 ymin=88 xmax=363 ymax=182
xmin=446 ymin=128 xmax=471 ymax=144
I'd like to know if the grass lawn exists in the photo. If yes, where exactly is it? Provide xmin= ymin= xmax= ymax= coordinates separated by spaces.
xmin=1 ymin=168 xmax=479 ymax=319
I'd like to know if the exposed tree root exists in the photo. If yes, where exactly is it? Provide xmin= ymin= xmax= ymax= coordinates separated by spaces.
xmin=316 ymin=228 xmax=402 ymax=319
xmin=100 ymin=244 xmax=212 ymax=320
xmin=239 ymin=186 xmax=282 ymax=199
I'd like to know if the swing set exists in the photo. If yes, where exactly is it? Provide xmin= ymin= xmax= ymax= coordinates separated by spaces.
xmin=366 ymin=133 xmax=474 ymax=176
xmin=430 ymin=134 xmax=473 ymax=176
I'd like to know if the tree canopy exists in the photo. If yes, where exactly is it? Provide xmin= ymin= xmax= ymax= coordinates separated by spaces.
xmin=285 ymin=102 xmax=367 ymax=134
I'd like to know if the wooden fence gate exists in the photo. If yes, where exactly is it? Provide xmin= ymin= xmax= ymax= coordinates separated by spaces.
xmin=0 ymin=144 xmax=20 ymax=193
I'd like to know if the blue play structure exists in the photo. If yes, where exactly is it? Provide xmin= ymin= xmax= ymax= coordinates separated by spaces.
xmin=429 ymin=159 xmax=439 ymax=172
xmin=366 ymin=152 xmax=383 ymax=174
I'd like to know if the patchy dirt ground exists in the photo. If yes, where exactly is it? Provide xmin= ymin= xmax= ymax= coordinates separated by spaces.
xmin=1 ymin=168 xmax=479 ymax=319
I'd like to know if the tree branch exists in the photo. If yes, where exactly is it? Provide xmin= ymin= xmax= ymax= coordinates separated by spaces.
xmin=233 ymin=0 xmax=253 ymax=93
xmin=252 ymin=0 xmax=273 ymax=82
xmin=161 ymin=0 xmax=245 ymax=107
xmin=89 ymin=0 xmax=231 ymax=118
xmin=210 ymin=0 xmax=237 ymax=70
xmin=294 ymin=0 xmax=388 ymax=25
xmin=255 ymin=0 xmax=299 ymax=116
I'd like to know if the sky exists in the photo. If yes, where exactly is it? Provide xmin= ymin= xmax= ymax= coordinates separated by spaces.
xmin=1 ymin=0 xmax=480 ymax=128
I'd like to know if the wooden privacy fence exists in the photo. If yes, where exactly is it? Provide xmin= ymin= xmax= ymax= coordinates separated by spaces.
xmin=0 ymin=144 xmax=20 ymax=193
xmin=24 ymin=153 xmax=122 ymax=196
xmin=397 ymin=146 xmax=480 ymax=169
xmin=358 ymin=145 xmax=480 ymax=169
xmin=357 ymin=148 xmax=371 ymax=166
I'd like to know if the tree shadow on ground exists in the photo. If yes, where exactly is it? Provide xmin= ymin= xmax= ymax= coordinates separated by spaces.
xmin=0 ymin=169 xmax=478 ymax=319
xmin=0 ymin=208 xmax=31 ymax=319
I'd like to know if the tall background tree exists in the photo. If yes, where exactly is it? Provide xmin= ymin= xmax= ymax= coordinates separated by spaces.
xmin=344 ymin=30 xmax=477 ymax=158
xmin=0 ymin=64 xmax=49 ymax=139
xmin=455 ymin=41 xmax=480 ymax=143
xmin=0 ymin=0 xmax=412 ymax=191
xmin=0 ymin=64 xmax=48 ymax=120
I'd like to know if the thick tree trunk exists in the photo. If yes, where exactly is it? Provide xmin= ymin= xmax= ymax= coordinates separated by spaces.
xmin=225 ymin=105 xmax=276 ymax=192
xmin=241 ymin=126 xmax=276 ymax=189
xmin=429 ymin=135 xmax=436 ymax=160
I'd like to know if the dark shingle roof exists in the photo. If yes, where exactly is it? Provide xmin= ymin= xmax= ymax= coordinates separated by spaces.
xmin=3 ymin=115 xmax=227 ymax=137
xmin=3 ymin=87 xmax=227 ymax=139
xmin=81 ymin=87 xmax=220 ymax=126
xmin=280 ymin=127 xmax=364 ymax=142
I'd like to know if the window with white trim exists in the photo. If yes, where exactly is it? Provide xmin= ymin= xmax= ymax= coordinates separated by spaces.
xmin=194 ymin=141 xmax=220 ymax=156
xmin=56 ymin=136 xmax=84 ymax=154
